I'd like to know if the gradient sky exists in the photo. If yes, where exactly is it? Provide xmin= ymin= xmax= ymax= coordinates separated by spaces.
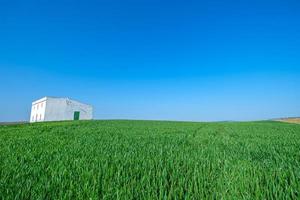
xmin=1 ymin=0 xmax=300 ymax=122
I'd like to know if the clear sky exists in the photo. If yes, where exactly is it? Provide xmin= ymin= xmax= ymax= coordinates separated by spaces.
xmin=1 ymin=0 xmax=299 ymax=122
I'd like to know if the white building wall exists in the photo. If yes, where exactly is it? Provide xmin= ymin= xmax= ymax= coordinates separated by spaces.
xmin=64 ymin=99 xmax=93 ymax=120
xmin=30 ymin=97 xmax=93 ymax=123
xmin=30 ymin=97 xmax=47 ymax=122
xmin=44 ymin=97 xmax=69 ymax=121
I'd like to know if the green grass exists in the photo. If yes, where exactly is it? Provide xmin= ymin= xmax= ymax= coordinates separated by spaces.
xmin=0 ymin=120 xmax=300 ymax=199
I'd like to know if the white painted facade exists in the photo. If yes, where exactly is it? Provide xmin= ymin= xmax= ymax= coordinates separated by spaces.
xmin=30 ymin=97 xmax=93 ymax=123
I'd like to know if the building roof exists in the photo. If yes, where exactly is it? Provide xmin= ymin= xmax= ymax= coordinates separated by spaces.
xmin=32 ymin=96 xmax=92 ymax=107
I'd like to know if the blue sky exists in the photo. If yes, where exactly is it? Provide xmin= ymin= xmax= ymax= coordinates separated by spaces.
xmin=1 ymin=0 xmax=300 ymax=121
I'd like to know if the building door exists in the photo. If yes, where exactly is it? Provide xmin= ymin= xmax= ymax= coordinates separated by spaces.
xmin=74 ymin=111 xmax=80 ymax=120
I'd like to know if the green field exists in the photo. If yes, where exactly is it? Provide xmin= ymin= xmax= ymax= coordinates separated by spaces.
xmin=1 ymin=120 xmax=300 ymax=199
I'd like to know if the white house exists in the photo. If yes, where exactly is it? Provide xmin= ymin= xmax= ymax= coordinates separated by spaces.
xmin=30 ymin=97 xmax=93 ymax=123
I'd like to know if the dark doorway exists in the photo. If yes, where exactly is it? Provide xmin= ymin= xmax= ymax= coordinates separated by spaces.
xmin=73 ymin=111 xmax=80 ymax=120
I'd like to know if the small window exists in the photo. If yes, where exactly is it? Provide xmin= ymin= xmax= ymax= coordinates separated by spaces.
xmin=36 ymin=114 xmax=38 ymax=121
xmin=32 ymin=116 xmax=34 ymax=121
xmin=37 ymin=104 xmax=39 ymax=109
xmin=40 ymin=114 xmax=42 ymax=120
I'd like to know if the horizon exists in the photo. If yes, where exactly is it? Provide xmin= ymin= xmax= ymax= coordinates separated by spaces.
xmin=2 ymin=118 xmax=300 ymax=123
xmin=1 ymin=0 xmax=300 ymax=122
